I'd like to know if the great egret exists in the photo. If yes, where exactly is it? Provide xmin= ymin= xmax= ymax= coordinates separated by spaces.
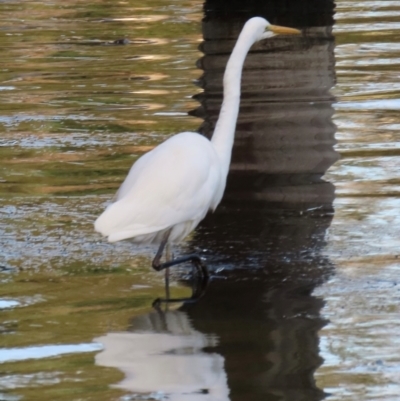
xmin=95 ymin=17 xmax=301 ymax=277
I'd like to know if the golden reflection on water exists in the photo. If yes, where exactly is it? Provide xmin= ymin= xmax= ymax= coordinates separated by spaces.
xmin=0 ymin=3 xmax=203 ymax=398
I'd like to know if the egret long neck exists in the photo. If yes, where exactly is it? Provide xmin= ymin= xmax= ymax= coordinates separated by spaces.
xmin=211 ymin=30 xmax=255 ymax=178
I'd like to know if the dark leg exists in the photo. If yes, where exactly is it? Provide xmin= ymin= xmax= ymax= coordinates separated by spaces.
xmin=152 ymin=231 xmax=209 ymax=279
xmin=151 ymin=228 xmax=172 ymax=271
xmin=164 ymin=244 xmax=172 ymax=301
xmin=153 ymin=254 xmax=209 ymax=278
xmin=152 ymin=254 xmax=210 ymax=306
xmin=151 ymin=231 xmax=210 ymax=306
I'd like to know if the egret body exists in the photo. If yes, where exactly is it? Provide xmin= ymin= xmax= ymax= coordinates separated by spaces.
xmin=95 ymin=17 xmax=300 ymax=274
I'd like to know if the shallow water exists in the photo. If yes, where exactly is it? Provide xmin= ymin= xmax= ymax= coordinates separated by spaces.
xmin=1 ymin=0 xmax=400 ymax=400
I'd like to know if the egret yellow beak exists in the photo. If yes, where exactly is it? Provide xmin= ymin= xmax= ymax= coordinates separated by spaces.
xmin=269 ymin=24 xmax=301 ymax=35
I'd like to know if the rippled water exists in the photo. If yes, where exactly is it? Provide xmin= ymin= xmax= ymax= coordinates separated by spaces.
xmin=316 ymin=1 xmax=400 ymax=399
xmin=1 ymin=0 xmax=400 ymax=400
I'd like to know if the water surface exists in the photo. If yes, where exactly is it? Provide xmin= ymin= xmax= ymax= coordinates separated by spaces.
xmin=1 ymin=0 xmax=400 ymax=400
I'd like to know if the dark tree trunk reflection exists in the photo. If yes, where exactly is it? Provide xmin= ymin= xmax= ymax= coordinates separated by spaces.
xmin=184 ymin=1 xmax=338 ymax=400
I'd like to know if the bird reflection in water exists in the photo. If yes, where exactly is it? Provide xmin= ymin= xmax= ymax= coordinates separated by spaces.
xmin=95 ymin=272 xmax=327 ymax=401
xmin=95 ymin=308 xmax=230 ymax=401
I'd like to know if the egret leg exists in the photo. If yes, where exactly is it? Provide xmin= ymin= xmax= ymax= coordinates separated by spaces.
xmin=152 ymin=229 xmax=210 ymax=306
xmin=165 ymin=243 xmax=172 ymax=301
xmin=152 ymin=230 xmax=209 ymax=279
xmin=160 ymin=255 xmax=209 ymax=278
xmin=154 ymin=253 xmax=209 ymax=279
xmin=152 ymin=253 xmax=210 ymax=306
xmin=151 ymin=231 xmax=210 ymax=306
xmin=151 ymin=228 xmax=172 ymax=271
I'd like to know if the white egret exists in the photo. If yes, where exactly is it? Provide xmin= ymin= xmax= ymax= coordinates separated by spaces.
xmin=95 ymin=17 xmax=301 ymax=277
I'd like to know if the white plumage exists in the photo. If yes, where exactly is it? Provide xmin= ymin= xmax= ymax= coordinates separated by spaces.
xmin=95 ymin=132 xmax=223 ymax=244
xmin=95 ymin=17 xmax=300 ymax=257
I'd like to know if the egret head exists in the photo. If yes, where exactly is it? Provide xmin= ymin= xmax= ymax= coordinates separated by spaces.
xmin=244 ymin=17 xmax=301 ymax=42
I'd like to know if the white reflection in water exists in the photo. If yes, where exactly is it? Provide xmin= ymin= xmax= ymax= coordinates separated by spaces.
xmin=0 ymin=343 xmax=103 ymax=364
xmin=0 ymin=295 xmax=44 ymax=310
xmin=0 ymin=299 xmax=20 ymax=309
xmin=336 ymin=99 xmax=400 ymax=110
xmin=95 ymin=310 xmax=230 ymax=401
